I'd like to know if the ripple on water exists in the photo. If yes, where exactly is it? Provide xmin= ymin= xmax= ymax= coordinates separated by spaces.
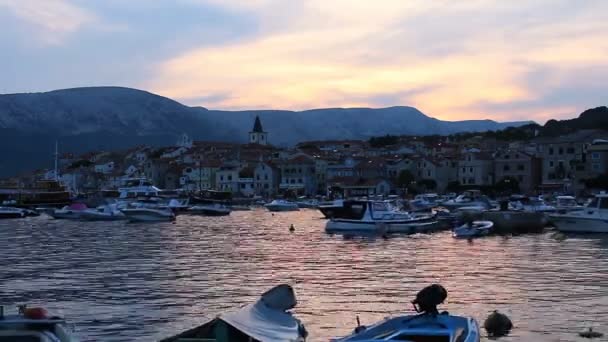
xmin=1 ymin=209 xmax=608 ymax=341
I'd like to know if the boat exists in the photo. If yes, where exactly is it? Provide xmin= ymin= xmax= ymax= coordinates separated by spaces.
xmin=318 ymin=199 xmax=346 ymax=218
xmin=296 ymin=198 xmax=319 ymax=209
xmin=188 ymin=204 xmax=232 ymax=216
xmin=443 ymin=190 xmax=492 ymax=210
xmin=0 ymin=206 xmax=28 ymax=219
xmin=481 ymin=210 xmax=547 ymax=234
xmin=555 ymin=195 xmax=584 ymax=213
xmin=453 ymin=221 xmax=493 ymax=239
xmin=332 ymin=284 xmax=480 ymax=342
xmin=325 ymin=200 xmax=439 ymax=234
xmin=0 ymin=305 xmax=77 ymax=341
xmin=409 ymin=193 xmax=442 ymax=211
xmin=161 ymin=284 xmax=307 ymax=342
xmin=121 ymin=207 xmax=176 ymax=222
xmin=265 ymin=200 xmax=300 ymax=212
xmin=80 ymin=204 xmax=127 ymax=221
xmin=549 ymin=193 xmax=608 ymax=233
xmin=50 ymin=203 xmax=88 ymax=220
xmin=509 ymin=196 xmax=556 ymax=213
xmin=230 ymin=205 xmax=252 ymax=211
xmin=0 ymin=180 xmax=71 ymax=207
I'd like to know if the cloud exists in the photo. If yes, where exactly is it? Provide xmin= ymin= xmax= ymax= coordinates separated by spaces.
xmin=0 ymin=0 xmax=96 ymax=45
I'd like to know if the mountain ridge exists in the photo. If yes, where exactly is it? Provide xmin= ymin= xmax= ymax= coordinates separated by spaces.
xmin=0 ymin=86 xmax=532 ymax=176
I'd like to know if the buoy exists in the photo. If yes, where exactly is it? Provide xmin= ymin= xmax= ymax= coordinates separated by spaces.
xmin=484 ymin=310 xmax=513 ymax=337
xmin=579 ymin=328 xmax=603 ymax=339
xmin=551 ymin=232 xmax=566 ymax=242
xmin=289 ymin=224 xmax=295 ymax=232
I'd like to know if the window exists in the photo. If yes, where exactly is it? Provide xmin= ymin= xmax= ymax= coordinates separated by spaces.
xmin=549 ymin=161 xmax=554 ymax=168
xmin=567 ymin=147 xmax=575 ymax=154
xmin=240 ymin=183 xmax=245 ymax=189
xmin=558 ymin=148 xmax=564 ymax=155
xmin=504 ymin=154 xmax=510 ymax=159
xmin=503 ymin=165 xmax=510 ymax=171
xmin=517 ymin=164 xmax=525 ymax=171
xmin=264 ymin=174 xmax=268 ymax=180
xmin=468 ymin=177 xmax=475 ymax=184
xmin=462 ymin=178 xmax=466 ymax=184
xmin=469 ymin=167 xmax=473 ymax=173
xmin=264 ymin=184 xmax=269 ymax=189
xmin=593 ymin=163 xmax=600 ymax=171
xmin=256 ymin=175 xmax=260 ymax=180
xmin=592 ymin=153 xmax=600 ymax=160
xmin=462 ymin=167 xmax=466 ymax=173
xmin=548 ymin=173 xmax=555 ymax=180
xmin=517 ymin=175 xmax=524 ymax=182
xmin=600 ymin=199 xmax=608 ymax=210
xmin=290 ymin=179 xmax=295 ymax=184
xmin=427 ymin=170 xmax=431 ymax=177
xmin=228 ymin=175 xmax=232 ymax=181
xmin=220 ymin=175 xmax=224 ymax=181
xmin=549 ymin=148 xmax=554 ymax=155
xmin=298 ymin=178 xmax=303 ymax=183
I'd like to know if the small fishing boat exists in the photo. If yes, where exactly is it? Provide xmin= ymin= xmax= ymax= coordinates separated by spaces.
xmin=161 ymin=284 xmax=307 ymax=342
xmin=0 ymin=305 xmax=78 ymax=341
xmin=265 ymin=200 xmax=300 ymax=212
xmin=80 ymin=204 xmax=127 ymax=221
xmin=188 ymin=204 xmax=232 ymax=216
xmin=453 ymin=221 xmax=493 ymax=239
xmin=325 ymin=200 xmax=439 ymax=234
xmin=332 ymin=284 xmax=480 ymax=342
xmin=121 ymin=207 xmax=176 ymax=222
xmin=0 ymin=206 xmax=27 ymax=219
xmin=50 ymin=203 xmax=88 ymax=220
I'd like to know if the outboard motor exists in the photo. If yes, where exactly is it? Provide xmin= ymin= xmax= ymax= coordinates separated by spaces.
xmin=412 ymin=284 xmax=447 ymax=315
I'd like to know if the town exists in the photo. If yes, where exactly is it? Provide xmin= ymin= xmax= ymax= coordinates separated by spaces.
xmin=2 ymin=115 xmax=608 ymax=200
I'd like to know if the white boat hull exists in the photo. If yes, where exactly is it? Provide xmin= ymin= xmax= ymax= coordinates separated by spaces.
xmin=80 ymin=211 xmax=127 ymax=221
xmin=326 ymin=219 xmax=439 ymax=234
xmin=122 ymin=209 xmax=175 ymax=222
xmin=550 ymin=215 xmax=608 ymax=233
xmin=453 ymin=221 xmax=493 ymax=239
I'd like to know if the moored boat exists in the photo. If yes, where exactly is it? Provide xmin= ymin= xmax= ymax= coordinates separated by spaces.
xmin=550 ymin=193 xmax=608 ymax=233
xmin=265 ymin=200 xmax=300 ymax=212
xmin=555 ymin=195 xmax=584 ymax=213
xmin=453 ymin=220 xmax=493 ymax=239
xmin=0 ymin=206 xmax=27 ymax=219
xmin=121 ymin=207 xmax=176 ymax=222
xmin=443 ymin=190 xmax=492 ymax=210
xmin=0 ymin=305 xmax=78 ymax=341
xmin=50 ymin=203 xmax=88 ymax=220
xmin=325 ymin=200 xmax=439 ymax=234
xmin=188 ymin=204 xmax=231 ymax=216
xmin=332 ymin=284 xmax=480 ymax=342
xmin=161 ymin=284 xmax=307 ymax=342
xmin=80 ymin=204 xmax=127 ymax=221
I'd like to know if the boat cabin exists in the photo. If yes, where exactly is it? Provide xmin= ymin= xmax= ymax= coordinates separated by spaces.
xmin=584 ymin=193 xmax=608 ymax=211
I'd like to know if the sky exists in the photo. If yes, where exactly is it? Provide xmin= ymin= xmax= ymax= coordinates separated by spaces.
xmin=1 ymin=0 xmax=607 ymax=123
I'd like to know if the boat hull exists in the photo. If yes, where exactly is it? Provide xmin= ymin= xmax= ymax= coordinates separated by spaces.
xmin=0 ymin=212 xmax=25 ymax=219
xmin=122 ymin=209 xmax=175 ymax=222
xmin=80 ymin=211 xmax=127 ymax=221
xmin=550 ymin=215 xmax=608 ymax=233
xmin=326 ymin=219 xmax=440 ymax=234
xmin=50 ymin=211 xmax=84 ymax=220
xmin=188 ymin=209 xmax=231 ymax=216
xmin=481 ymin=210 xmax=546 ymax=234
xmin=265 ymin=205 xmax=299 ymax=212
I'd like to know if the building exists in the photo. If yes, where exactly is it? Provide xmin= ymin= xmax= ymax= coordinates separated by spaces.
xmin=458 ymin=152 xmax=494 ymax=186
xmin=249 ymin=116 xmax=268 ymax=145
xmin=254 ymin=162 xmax=280 ymax=197
xmin=494 ymin=150 xmax=542 ymax=194
xmin=279 ymin=154 xmax=317 ymax=196
xmin=416 ymin=156 xmax=458 ymax=192
xmin=215 ymin=165 xmax=240 ymax=193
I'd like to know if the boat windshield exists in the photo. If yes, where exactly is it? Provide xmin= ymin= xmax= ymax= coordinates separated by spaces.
xmin=557 ymin=198 xmax=577 ymax=207
xmin=587 ymin=198 xmax=600 ymax=208
xmin=372 ymin=202 xmax=390 ymax=212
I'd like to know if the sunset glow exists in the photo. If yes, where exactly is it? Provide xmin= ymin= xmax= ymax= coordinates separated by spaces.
xmin=2 ymin=0 xmax=607 ymax=122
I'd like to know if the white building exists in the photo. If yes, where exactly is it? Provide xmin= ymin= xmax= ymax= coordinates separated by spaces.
xmin=249 ymin=116 xmax=268 ymax=145
xmin=94 ymin=161 xmax=115 ymax=174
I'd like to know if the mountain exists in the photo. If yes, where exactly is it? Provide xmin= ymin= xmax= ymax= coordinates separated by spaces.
xmin=542 ymin=106 xmax=608 ymax=136
xmin=0 ymin=86 xmax=530 ymax=176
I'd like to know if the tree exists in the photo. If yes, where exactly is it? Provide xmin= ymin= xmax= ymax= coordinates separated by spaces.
xmin=417 ymin=179 xmax=437 ymax=191
xmin=396 ymin=170 xmax=415 ymax=188
xmin=446 ymin=181 xmax=461 ymax=193
xmin=494 ymin=176 xmax=520 ymax=194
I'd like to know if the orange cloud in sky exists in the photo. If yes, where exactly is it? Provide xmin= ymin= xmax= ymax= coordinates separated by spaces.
xmin=146 ymin=1 xmax=608 ymax=122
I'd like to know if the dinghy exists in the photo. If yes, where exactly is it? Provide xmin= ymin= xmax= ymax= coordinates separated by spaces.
xmin=452 ymin=221 xmax=493 ymax=239
xmin=332 ymin=284 xmax=480 ymax=342
xmin=161 ymin=284 xmax=307 ymax=342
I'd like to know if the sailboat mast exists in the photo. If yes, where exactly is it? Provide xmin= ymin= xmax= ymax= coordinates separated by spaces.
xmin=54 ymin=141 xmax=59 ymax=181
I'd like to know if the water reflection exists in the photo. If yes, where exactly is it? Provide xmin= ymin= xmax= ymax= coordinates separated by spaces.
xmin=1 ymin=209 xmax=608 ymax=341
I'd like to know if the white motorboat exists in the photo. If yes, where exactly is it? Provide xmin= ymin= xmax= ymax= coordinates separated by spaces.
xmin=453 ymin=221 xmax=493 ymax=239
xmin=117 ymin=178 xmax=162 ymax=199
xmin=410 ymin=193 xmax=442 ymax=211
xmin=161 ymin=284 xmax=307 ymax=342
xmin=325 ymin=200 xmax=439 ymax=234
xmin=555 ymin=195 xmax=584 ymax=213
xmin=187 ymin=204 xmax=231 ymax=216
xmin=0 ymin=206 xmax=27 ymax=219
xmin=50 ymin=203 xmax=88 ymax=220
xmin=80 ymin=204 xmax=127 ymax=221
xmin=443 ymin=190 xmax=492 ymax=210
xmin=296 ymin=198 xmax=319 ymax=209
xmin=0 ymin=305 xmax=78 ymax=341
xmin=509 ymin=196 xmax=556 ymax=213
xmin=121 ymin=207 xmax=176 ymax=222
xmin=265 ymin=200 xmax=300 ymax=212
xmin=332 ymin=284 xmax=480 ymax=342
xmin=550 ymin=193 xmax=608 ymax=233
